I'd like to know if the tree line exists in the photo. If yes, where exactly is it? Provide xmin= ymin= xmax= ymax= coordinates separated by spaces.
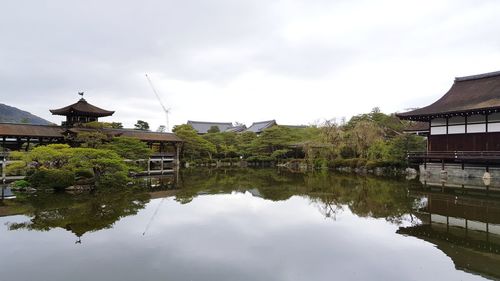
xmin=173 ymin=108 xmax=426 ymax=168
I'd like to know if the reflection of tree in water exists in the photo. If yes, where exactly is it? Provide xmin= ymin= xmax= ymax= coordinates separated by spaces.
xmin=7 ymin=187 xmax=150 ymax=242
xmin=312 ymin=195 xmax=344 ymax=221
xmin=177 ymin=168 xmax=422 ymax=224
xmin=300 ymin=172 xmax=421 ymax=224
xmin=176 ymin=168 xmax=303 ymax=203
xmin=5 ymin=169 xmax=422 ymax=241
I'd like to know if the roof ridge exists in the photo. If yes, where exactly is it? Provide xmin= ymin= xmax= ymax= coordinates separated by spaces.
xmin=0 ymin=122 xmax=57 ymax=127
xmin=95 ymin=128 xmax=174 ymax=134
xmin=250 ymin=120 xmax=275 ymax=125
xmin=455 ymin=70 xmax=500 ymax=82
xmin=187 ymin=120 xmax=233 ymax=125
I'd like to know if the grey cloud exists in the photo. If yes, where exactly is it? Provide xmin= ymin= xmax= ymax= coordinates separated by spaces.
xmin=1 ymin=0 xmax=500 ymax=126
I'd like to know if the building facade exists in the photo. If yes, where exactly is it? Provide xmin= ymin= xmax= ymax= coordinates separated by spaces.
xmin=398 ymin=70 xmax=500 ymax=152
xmin=398 ymin=71 xmax=500 ymax=179
xmin=1 ymin=96 xmax=182 ymax=178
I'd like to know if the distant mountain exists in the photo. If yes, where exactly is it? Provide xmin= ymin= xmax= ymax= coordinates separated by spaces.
xmin=0 ymin=103 xmax=52 ymax=125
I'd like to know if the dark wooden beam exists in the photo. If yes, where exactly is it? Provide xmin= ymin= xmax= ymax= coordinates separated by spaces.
xmin=25 ymin=137 xmax=31 ymax=151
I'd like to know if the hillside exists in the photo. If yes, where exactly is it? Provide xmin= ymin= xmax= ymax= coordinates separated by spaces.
xmin=0 ymin=103 xmax=52 ymax=125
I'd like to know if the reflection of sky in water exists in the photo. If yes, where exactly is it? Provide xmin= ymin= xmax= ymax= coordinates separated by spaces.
xmin=0 ymin=193 xmax=485 ymax=281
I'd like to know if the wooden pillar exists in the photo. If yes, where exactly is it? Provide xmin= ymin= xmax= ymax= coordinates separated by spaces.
xmin=160 ymin=156 xmax=164 ymax=173
xmin=147 ymin=159 xmax=151 ymax=175
xmin=486 ymin=222 xmax=490 ymax=242
xmin=175 ymin=142 xmax=181 ymax=168
xmin=2 ymin=155 xmax=6 ymax=184
xmin=25 ymin=137 xmax=31 ymax=151
xmin=486 ymin=113 xmax=489 ymax=151
xmin=464 ymin=115 xmax=468 ymax=134
xmin=445 ymin=117 xmax=449 ymax=151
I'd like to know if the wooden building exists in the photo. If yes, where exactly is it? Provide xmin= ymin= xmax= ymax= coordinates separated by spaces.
xmin=50 ymin=96 xmax=115 ymax=127
xmin=186 ymin=121 xmax=234 ymax=134
xmin=397 ymin=70 xmax=500 ymax=166
xmin=245 ymin=120 xmax=277 ymax=134
xmin=1 ymin=96 xmax=182 ymax=169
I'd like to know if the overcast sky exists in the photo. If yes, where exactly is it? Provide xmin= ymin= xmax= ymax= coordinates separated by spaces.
xmin=1 ymin=0 xmax=500 ymax=130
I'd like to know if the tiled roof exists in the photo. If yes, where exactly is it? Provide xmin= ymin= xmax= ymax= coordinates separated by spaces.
xmin=0 ymin=123 xmax=64 ymax=138
xmin=68 ymin=128 xmax=182 ymax=142
xmin=225 ymin=125 xmax=247 ymax=133
xmin=187 ymin=120 xmax=233 ymax=134
xmin=0 ymin=123 xmax=182 ymax=143
xmin=246 ymin=120 xmax=276 ymax=133
xmin=397 ymin=71 xmax=500 ymax=121
xmin=50 ymin=98 xmax=114 ymax=117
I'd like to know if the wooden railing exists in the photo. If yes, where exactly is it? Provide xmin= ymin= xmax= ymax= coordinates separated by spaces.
xmin=151 ymin=152 xmax=175 ymax=158
xmin=407 ymin=151 xmax=500 ymax=164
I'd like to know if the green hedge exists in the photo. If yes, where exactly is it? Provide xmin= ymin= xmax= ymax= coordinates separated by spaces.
xmin=27 ymin=169 xmax=75 ymax=191
xmin=329 ymin=158 xmax=404 ymax=169
xmin=246 ymin=155 xmax=275 ymax=162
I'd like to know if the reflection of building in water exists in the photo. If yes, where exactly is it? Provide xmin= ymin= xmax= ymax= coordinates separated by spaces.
xmin=399 ymin=184 xmax=500 ymax=280
xmin=1 ymin=175 xmax=181 ymax=243
xmin=136 ymin=171 xmax=179 ymax=190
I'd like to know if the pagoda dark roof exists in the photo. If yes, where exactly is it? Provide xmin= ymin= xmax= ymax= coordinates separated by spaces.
xmin=0 ymin=123 xmax=64 ymax=138
xmin=397 ymin=70 xmax=500 ymax=121
xmin=187 ymin=120 xmax=233 ymax=134
xmin=50 ymin=98 xmax=114 ymax=117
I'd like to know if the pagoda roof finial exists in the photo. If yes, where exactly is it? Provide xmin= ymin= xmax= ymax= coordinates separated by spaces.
xmin=50 ymin=94 xmax=114 ymax=117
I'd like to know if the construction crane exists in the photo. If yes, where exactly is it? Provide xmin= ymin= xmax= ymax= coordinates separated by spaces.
xmin=145 ymin=74 xmax=171 ymax=132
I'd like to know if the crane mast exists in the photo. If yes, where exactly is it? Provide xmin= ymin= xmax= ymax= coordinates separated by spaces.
xmin=145 ymin=74 xmax=171 ymax=132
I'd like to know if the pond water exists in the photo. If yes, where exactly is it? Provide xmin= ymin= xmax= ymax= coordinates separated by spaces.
xmin=1 ymin=169 xmax=500 ymax=281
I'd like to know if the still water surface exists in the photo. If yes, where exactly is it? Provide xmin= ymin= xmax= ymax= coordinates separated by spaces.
xmin=1 ymin=169 xmax=499 ymax=281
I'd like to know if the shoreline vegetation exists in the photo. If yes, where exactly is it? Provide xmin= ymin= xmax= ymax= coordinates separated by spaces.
xmin=6 ymin=132 xmax=153 ymax=191
xmin=174 ymin=107 xmax=425 ymax=176
xmin=4 ymin=108 xmax=425 ymax=191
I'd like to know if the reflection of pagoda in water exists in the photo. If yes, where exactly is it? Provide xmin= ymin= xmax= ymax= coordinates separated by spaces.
xmin=398 ymin=183 xmax=500 ymax=280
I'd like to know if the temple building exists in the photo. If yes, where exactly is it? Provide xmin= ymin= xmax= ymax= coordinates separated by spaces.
xmin=1 ymin=95 xmax=182 ymax=176
xmin=50 ymin=96 xmax=115 ymax=127
xmin=246 ymin=120 xmax=277 ymax=134
xmin=187 ymin=121 xmax=235 ymax=134
xmin=397 ymin=70 xmax=500 ymax=175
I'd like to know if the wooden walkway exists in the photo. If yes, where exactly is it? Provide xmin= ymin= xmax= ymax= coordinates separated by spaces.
xmin=1 ymin=152 xmax=178 ymax=183
xmin=408 ymin=151 xmax=500 ymax=165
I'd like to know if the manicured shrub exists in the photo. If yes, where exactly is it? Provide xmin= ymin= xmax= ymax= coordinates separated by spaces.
xmin=13 ymin=179 xmax=30 ymax=188
xmin=28 ymin=169 xmax=75 ymax=191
